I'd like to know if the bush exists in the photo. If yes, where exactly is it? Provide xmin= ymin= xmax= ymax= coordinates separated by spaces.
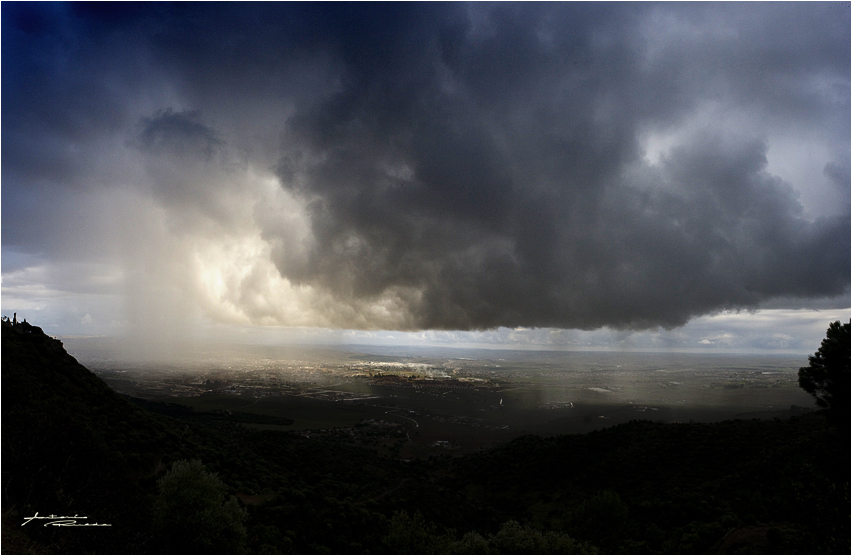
xmin=153 ymin=459 xmax=247 ymax=554
xmin=383 ymin=510 xmax=450 ymax=554
xmin=564 ymin=490 xmax=629 ymax=549
xmin=490 ymin=520 xmax=595 ymax=555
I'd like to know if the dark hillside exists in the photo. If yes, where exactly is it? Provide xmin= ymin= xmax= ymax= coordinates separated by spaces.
xmin=1 ymin=322 xmax=455 ymax=554
xmin=2 ymin=320 xmax=848 ymax=554
xmin=444 ymin=416 xmax=848 ymax=553
xmin=1 ymin=321 xmax=184 ymax=552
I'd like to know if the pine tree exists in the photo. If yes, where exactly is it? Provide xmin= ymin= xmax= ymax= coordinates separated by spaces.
xmin=798 ymin=320 xmax=850 ymax=428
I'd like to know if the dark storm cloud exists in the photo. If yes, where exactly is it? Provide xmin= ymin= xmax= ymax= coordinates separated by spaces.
xmin=264 ymin=3 xmax=850 ymax=329
xmin=2 ymin=2 xmax=849 ymax=332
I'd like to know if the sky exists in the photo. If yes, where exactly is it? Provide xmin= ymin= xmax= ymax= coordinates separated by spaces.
xmin=2 ymin=2 xmax=850 ymax=356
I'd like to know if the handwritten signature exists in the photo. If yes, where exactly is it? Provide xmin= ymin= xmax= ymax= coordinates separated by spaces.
xmin=22 ymin=512 xmax=111 ymax=527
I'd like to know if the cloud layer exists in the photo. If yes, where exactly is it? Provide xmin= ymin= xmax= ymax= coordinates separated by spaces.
xmin=2 ymin=3 xmax=849 ymax=335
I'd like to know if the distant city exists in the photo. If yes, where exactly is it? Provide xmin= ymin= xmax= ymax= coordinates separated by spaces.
xmin=64 ymin=338 xmax=815 ymax=457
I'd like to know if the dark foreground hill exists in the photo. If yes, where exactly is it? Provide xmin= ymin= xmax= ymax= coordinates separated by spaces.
xmin=2 ymin=321 xmax=848 ymax=554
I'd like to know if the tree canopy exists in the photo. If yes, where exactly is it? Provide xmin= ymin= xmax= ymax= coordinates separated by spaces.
xmin=798 ymin=320 xmax=850 ymax=426
xmin=153 ymin=459 xmax=247 ymax=554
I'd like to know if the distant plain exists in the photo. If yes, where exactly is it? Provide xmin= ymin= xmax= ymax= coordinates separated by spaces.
xmin=63 ymin=338 xmax=815 ymax=457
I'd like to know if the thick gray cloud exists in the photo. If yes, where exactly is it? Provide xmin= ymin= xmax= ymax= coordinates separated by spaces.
xmin=2 ymin=2 xmax=849 ymax=336
xmin=261 ymin=3 xmax=850 ymax=330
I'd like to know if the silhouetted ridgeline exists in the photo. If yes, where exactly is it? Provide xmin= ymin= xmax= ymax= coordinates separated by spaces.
xmin=2 ymin=320 xmax=848 ymax=554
